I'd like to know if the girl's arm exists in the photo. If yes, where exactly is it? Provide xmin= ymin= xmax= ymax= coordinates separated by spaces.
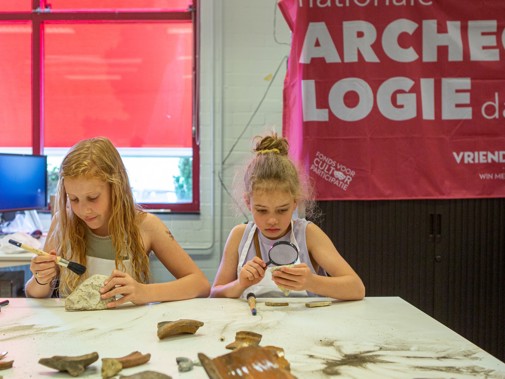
xmin=304 ymin=223 xmax=365 ymax=300
xmin=210 ymin=224 xmax=264 ymax=298
xmin=141 ymin=213 xmax=210 ymax=302
xmin=272 ymin=223 xmax=365 ymax=300
xmin=101 ymin=213 xmax=210 ymax=306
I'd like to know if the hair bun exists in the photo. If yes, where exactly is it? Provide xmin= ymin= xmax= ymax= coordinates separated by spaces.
xmin=254 ymin=133 xmax=289 ymax=156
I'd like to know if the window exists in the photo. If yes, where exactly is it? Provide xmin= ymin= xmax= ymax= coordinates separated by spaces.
xmin=0 ymin=0 xmax=199 ymax=213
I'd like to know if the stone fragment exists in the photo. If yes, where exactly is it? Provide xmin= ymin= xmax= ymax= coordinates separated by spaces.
xmin=102 ymin=358 xmax=122 ymax=379
xmin=39 ymin=352 xmax=99 ymax=377
xmin=65 ymin=274 xmax=113 ymax=311
xmin=176 ymin=357 xmax=194 ymax=372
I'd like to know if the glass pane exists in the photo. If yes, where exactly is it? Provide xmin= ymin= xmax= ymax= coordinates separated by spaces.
xmin=45 ymin=148 xmax=193 ymax=204
xmin=44 ymin=22 xmax=194 ymax=205
xmin=48 ymin=0 xmax=192 ymax=10
xmin=44 ymin=22 xmax=193 ymax=149
xmin=124 ymin=155 xmax=192 ymax=203
xmin=0 ymin=2 xmax=32 ymax=12
xmin=0 ymin=22 xmax=32 ymax=150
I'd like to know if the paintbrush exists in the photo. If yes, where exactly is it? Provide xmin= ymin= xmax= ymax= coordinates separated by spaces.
xmin=8 ymin=239 xmax=86 ymax=276
xmin=247 ymin=292 xmax=257 ymax=316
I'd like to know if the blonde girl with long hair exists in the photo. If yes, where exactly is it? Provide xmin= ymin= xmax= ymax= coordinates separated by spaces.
xmin=26 ymin=137 xmax=210 ymax=306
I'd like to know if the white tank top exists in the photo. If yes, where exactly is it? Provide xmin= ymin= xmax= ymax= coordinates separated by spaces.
xmin=236 ymin=219 xmax=321 ymax=298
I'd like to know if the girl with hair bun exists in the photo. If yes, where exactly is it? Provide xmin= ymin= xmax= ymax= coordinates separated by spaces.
xmin=211 ymin=132 xmax=365 ymax=300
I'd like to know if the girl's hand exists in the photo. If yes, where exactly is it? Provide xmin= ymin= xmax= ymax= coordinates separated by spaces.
xmin=100 ymin=269 xmax=148 ymax=308
xmin=30 ymin=251 xmax=58 ymax=285
xmin=238 ymin=256 xmax=266 ymax=288
xmin=272 ymin=263 xmax=313 ymax=292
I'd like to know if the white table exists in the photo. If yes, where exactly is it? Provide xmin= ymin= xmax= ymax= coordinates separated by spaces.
xmin=0 ymin=297 xmax=504 ymax=378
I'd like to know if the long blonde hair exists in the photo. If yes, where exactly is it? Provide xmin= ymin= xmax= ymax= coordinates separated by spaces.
xmin=51 ymin=137 xmax=150 ymax=295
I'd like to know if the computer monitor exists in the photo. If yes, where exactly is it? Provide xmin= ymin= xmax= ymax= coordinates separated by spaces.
xmin=0 ymin=153 xmax=48 ymax=213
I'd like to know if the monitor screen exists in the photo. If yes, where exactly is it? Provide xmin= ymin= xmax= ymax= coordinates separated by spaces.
xmin=0 ymin=153 xmax=48 ymax=212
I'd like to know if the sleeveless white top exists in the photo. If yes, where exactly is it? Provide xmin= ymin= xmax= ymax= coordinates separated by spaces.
xmin=236 ymin=219 xmax=324 ymax=298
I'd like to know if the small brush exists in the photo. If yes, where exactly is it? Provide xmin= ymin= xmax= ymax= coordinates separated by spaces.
xmin=8 ymin=239 xmax=86 ymax=276
xmin=247 ymin=292 xmax=257 ymax=316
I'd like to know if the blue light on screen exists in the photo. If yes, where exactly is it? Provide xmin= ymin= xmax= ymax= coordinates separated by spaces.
xmin=0 ymin=154 xmax=48 ymax=212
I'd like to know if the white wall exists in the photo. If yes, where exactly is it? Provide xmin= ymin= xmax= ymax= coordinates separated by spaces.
xmin=153 ymin=0 xmax=291 ymax=283
xmin=37 ymin=1 xmax=290 ymax=284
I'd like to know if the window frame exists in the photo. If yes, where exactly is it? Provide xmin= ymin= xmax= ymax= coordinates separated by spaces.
xmin=0 ymin=0 xmax=200 ymax=213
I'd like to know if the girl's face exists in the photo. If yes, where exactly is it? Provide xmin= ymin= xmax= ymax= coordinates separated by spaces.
xmin=64 ymin=175 xmax=112 ymax=236
xmin=248 ymin=189 xmax=297 ymax=239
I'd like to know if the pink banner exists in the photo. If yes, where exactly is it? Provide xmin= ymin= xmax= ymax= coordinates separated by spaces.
xmin=278 ymin=0 xmax=505 ymax=200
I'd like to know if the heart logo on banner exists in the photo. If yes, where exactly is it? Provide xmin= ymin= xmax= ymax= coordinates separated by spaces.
xmin=334 ymin=170 xmax=346 ymax=181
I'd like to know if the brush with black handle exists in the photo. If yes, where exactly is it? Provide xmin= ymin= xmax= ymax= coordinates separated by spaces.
xmin=8 ymin=239 xmax=86 ymax=276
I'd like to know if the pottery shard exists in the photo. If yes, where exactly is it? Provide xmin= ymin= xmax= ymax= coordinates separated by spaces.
xmin=65 ymin=274 xmax=114 ymax=311
xmin=225 ymin=331 xmax=262 ymax=350
xmin=199 ymin=345 xmax=295 ymax=379
xmin=0 ymin=360 xmax=13 ymax=370
xmin=157 ymin=319 xmax=204 ymax=340
xmin=102 ymin=351 xmax=152 ymax=379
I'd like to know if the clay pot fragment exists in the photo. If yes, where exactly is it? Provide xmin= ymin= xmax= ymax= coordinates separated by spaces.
xmin=0 ymin=360 xmax=13 ymax=370
xmin=199 ymin=345 xmax=296 ymax=379
xmin=0 ymin=351 xmax=13 ymax=370
xmin=119 ymin=371 xmax=172 ymax=379
xmin=157 ymin=319 xmax=204 ymax=340
xmin=102 ymin=351 xmax=151 ymax=378
xmin=225 ymin=331 xmax=262 ymax=350
xmin=39 ymin=352 xmax=99 ymax=377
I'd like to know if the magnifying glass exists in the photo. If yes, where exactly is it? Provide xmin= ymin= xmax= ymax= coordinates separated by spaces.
xmin=265 ymin=241 xmax=299 ymax=266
